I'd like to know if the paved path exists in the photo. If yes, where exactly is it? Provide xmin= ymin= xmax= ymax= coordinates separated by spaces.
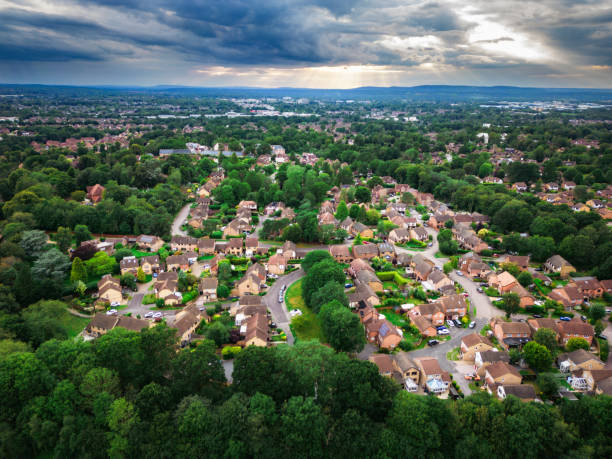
xmin=67 ymin=308 xmax=93 ymax=318
xmin=262 ymin=268 xmax=306 ymax=345
xmin=172 ymin=204 xmax=191 ymax=236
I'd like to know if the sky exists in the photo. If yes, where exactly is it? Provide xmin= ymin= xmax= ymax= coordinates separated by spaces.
xmin=0 ymin=0 xmax=611 ymax=88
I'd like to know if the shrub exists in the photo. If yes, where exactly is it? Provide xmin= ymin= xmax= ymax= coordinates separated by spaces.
xmin=142 ymin=294 xmax=157 ymax=305
xmin=599 ymin=338 xmax=609 ymax=362
xmin=221 ymin=345 xmax=242 ymax=359
xmin=398 ymin=340 xmax=414 ymax=351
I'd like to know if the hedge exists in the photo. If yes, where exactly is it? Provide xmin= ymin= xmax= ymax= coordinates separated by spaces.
xmin=376 ymin=271 xmax=409 ymax=286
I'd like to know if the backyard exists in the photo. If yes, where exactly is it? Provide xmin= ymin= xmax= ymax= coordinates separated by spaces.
xmin=61 ymin=311 xmax=91 ymax=338
xmin=286 ymin=280 xmax=326 ymax=343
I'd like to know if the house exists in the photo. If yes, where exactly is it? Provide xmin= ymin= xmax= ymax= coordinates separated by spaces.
xmin=243 ymin=312 xmax=268 ymax=347
xmin=140 ymin=255 xmax=160 ymax=275
xmin=232 ymin=295 xmax=267 ymax=320
xmin=120 ymin=256 xmax=139 ymax=275
xmin=267 ymin=254 xmax=288 ymax=275
xmin=349 ymin=283 xmax=380 ymax=308
xmin=318 ymin=211 xmax=337 ymax=226
xmin=352 ymin=244 xmax=379 ymax=260
xmin=427 ymin=270 xmax=453 ymax=292
xmin=602 ymin=279 xmax=612 ymax=294
xmin=410 ymin=303 xmax=445 ymax=326
xmin=571 ymin=277 xmax=604 ymax=299
xmin=544 ymin=255 xmax=576 ymax=278
xmin=460 ymin=333 xmax=494 ymax=361
xmin=467 ymin=262 xmax=492 ymax=279
xmin=557 ymin=320 xmax=595 ymax=346
xmin=429 ymin=213 xmax=453 ymax=230
xmin=484 ymin=361 xmax=522 ymax=389
xmin=513 ymin=182 xmax=528 ymax=192
xmin=508 ymin=283 xmax=535 ymax=308
xmin=558 ymin=349 xmax=604 ymax=372
xmin=86 ymin=184 xmax=105 ymax=203
xmin=491 ymin=319 xmax=531 ymax=349
xmin=413 ymin=261 xmax=433 ymax=282
xmin=369 ymin=354 xmax=395 ymax=377
xmin=410 ymin=227 xmax=429 ymax=242
xmin=563 ymin=181 xmax=576 ymax=190
xmin=281 ymin=207 xmax=296 ymax=220
xmin=581 ymin=369 xmax=612 ymax=394
xmin=97 ymin=275 xmax=122 ymax=305
xmin=549 ymin=285 xmax=583 ymax=309
xmin=414 ymin=357 xmax=451 ymax=397
xmin=348 ymin=258 xmax=375 ymax=277
xmin=527 ymin=318 xmax=560 ymax=340
xmin=388 ymin=228 xmax=410 ymax=244
xmin=377 ymin=243 xmax=395 ymax=261
xmin=237 ymin=272 xmax=263 ymax=296
xmin=171 ymin=236 xmax=198 ymax=252
xmin=329 ymin=245 xmax=352 ymax=263
xmin=497 ymin=384 xmax=536 ymax=402
xmin=393 ymin=353 xmax=420 ymax=384
xmin=238 ymin=200 xmax=257 ymax=211
xmin=199 ymin=277 xmax=218 ymax=302
xmin=223 ymin=218 xmax=251 ymax=238
xmin=198 ymin=238 xmax=216 ymax=254
xmin=364 ymin=319 xmax=402 ymax=349
xmin=86 ymin=314 xmax=149 ymax=337
xmin=475 ymin=350 xmax=510 ymax=377
xmin=226 ymin=238 xmax=244 ymax=256
xmin=173 ymin=304 xmax=205 ymax=346
xmin=245 ymin=237 xmax=259 ymax=257
xmin=136 ymin=235 xmax=164 ymax=252
xmin=351 ymin=222 xmax=374 ymax=239
xmin=155 ymin=272 xmax=179 ymax=305
xmin=488 ymin=271 xmax=518 ymax=293
xmin=501 ymin=255 xmax=530 ymax=270
xmin=166 ymin=254 xmax=189 ymax=271
xmin=412 ymin=315 xmax=437 ymax=337
xmin=278 ymin=241 xmax=297 ymax=259
xmin=356 ymin=269 xmax=383 ymax=292
xmin=396 ymin=253 xmax=412 ymax=267
xmin=265 ymin=202 xmax=285 ymax=215
xmin=339 ymin=217 xmax=354 ymax=232
xmin=437 ymin=294 xmax=468 ymax=319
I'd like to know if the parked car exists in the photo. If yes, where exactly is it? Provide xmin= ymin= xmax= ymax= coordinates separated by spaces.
xmin=446 ymin=320 xmax=454 ymax=327
xmin=427 ymin=242 xmax=433 ymax=247
xmin=533 ymin=314 xmax=542 ymax=318
xmin=469 ymin=321 xmax=476 ymax=328
xmin=344 ymin=283 xmax=353 ymax=288
xmin=153 ymin=312 xmax=162 ymax=318
xmin=110 ymin=301 xmax=120 ymax=307
xmin=559 ymin=316 xmax=571 ymax=321
xmin=463 ymin=293 xmax=469 ymax=298
xmin=455 ymin=270 xmax=463 ymax=276
xmin=581 ymin=315 xmax=588 ymax=322
xmin=438 ymin=329 xmax=450 ymax=335
xmin=144 ymin=312 xmax=153 ymax=318
xmin=427 ymin=339 xmax=439 ymax=346
xmin=464 ymin=373 xmax=480 ymax=381
xmin=453 ymin=319 xmax=462 ymax=327
xmin=477 ymin=287 xmax=483 ymax=293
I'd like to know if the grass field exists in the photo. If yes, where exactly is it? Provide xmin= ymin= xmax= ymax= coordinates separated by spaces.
xmin=286 ymin=279 xmax=325 ymax=343
xmin=62 ymin=313 xmax=91 ymax=338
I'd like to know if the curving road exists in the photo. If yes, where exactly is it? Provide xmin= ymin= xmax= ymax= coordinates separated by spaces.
xmin=262 ymin=268 xmax=306 ymax=345
xmin=172 ymin=204 xmax=191 ymax=236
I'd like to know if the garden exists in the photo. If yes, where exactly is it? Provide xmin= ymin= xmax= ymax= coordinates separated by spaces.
xmin=286 ymin=279 xmax=326 ymax=343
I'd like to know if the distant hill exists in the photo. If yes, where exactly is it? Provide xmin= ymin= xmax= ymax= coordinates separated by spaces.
xmin=2 ymin=84 xmax=612 ymax=102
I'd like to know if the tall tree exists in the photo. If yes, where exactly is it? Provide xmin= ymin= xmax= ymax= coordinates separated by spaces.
xmin=70 ymin=257 xmax=87 ymax=283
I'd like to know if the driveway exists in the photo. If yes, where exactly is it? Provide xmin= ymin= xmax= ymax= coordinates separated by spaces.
xmin=262 ymin=268 xmax=306 ymax=345
xmin=172 ymin=204 xmax=191 ymax=236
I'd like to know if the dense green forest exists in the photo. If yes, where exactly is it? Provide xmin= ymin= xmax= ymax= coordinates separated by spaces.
xmin=1 ymin=332 xmax=611 ymax=459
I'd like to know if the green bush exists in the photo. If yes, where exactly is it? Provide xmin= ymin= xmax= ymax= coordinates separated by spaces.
xmin=221 ymin=346 xmax=242 ymax=359
xmin=182 ymin=290 xmax=198 ymax=304
xmin=599 ymin=338 xmax=609 ymax=362
xmin=142 ymin=294 xmax=157 ymax=305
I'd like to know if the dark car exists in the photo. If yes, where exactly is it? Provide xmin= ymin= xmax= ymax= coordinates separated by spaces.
xmin=427 ymin=339 xmax=439 ymax=346
xmin=453 ymin=319 xmax=462 ymax=327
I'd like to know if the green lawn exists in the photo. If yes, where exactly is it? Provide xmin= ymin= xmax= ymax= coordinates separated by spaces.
xmin=62 ymin=313 xmax=91 ymax=338
xmin=131 ymin=248 xmax=156 ymax=258
xmin=286 ymin=280 xmax=326 ymax=343
xmin=380 ymin=309 xmax=409 ymax=328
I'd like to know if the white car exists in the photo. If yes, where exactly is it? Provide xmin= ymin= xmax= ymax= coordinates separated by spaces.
xmin=438 ymin=328 xmax=450 ymax=335
xmin=455 ymin=270 xmax=463 ymax=276
xmin=153 ymin=312 xmax=163 ymax=318
xmin=110 ymin=301 xmax=120 ymax=307
xmin=144 ymin=312 xmax=154 ymax=318
xmin=446 ymin=320 xmax=455 ymax=327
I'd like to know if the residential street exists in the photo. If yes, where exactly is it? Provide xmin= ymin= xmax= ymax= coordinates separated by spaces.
xmin=171 ymin=204 xmax=191 ymax=236
xmin=262 ymin=268 xmax=306 ymax=345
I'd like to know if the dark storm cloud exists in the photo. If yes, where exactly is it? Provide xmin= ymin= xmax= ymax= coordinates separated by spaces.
xmin=0 ymin=0 xmax=610 ymax=86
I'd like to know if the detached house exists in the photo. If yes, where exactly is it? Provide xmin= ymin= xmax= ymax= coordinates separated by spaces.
xmin=278 ymin=241 xmax=297 ymax=259
xmin=140 ymin=255 xmax=160 ymax=275
xmin=544 ymin=255 xmax=576 ymax=278
xmin=410 ymin=227 xmax=429 ymax=242
xmin=120 ymin=256 xmax=139 ymax=276
xmin=414 ymin=357 xmax=451 ymax=398
xmin=491 ymin=319 xmax=531 ymax=349
xmin=97 ymin=275 xmax=122 ymax=305
xmin=352 ymin=244 xmax=378 ymax=260
xmin=389 ymin=228 xmax=410 ymax=244
xmin=136 ymin=235 xmax=164 ymax=252
xmin=267 ymin=254 xmax=288 ymax=275
xmin=86 ymin=184 xmax=105 ymax=203
xmin=166 ymin=254 xmax=189 ymax=271
xmin=484 ymin=361 xmax=522 ymax=389
xmin=558 ymin=349 xmax=604 ymax=373
xmin=227 ymin=238 xmax=244 ymax=256
xmin=461 ymin=333 xmax=494 ymax=361
xmin=329 ymin=245 xmax=352 ymax=263
xmin=557 ymin=320 xmax=595 ymax=346
xmin=199 ymin=277 xmax=218 ymax=302
xmin=356 ymin=269 xmax=383 ymax=292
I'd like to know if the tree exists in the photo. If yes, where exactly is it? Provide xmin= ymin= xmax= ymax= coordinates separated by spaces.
xmin=501 ymin=262 xmax=521 ymax=278
xmin=566 ymin=337 xmax=590 ymax=352
xmin=120 ymin=273 xmax=137 ymax=291
xmin=107 ymin=398 xmax=140 ymax=458
xmin=207 ymin=321 xmax=230 ymax=347
xmin=281 ymin=396 xmax=327 ymax=458
xmin=282 ymin=224 xmax=302 ymax=242
xmin=301 ymin=259 xmax=345 ymax=307
xmin=20 ymin=230 xmax=48 ymax=259
xmin=84 ymin=252 xmax=117 ymax=278
xmin=74 ymin=280 xmax=87 ymax=297
xmin=589 ymin=304 xmax=605 ymax=322
xmin=523 ymin=341 xmax=553 ymax=372
xmin=319 ymin=301 xmax=365 ymax=352
xmin=355 ymin=186 xmax=371 ymax=203
xmin=55 ymin=226 xmax=72 ymax=253
xmin=517 ymin=271 xmax=533 ymax=287
xmin=534 ymin=328 xmax=558 ymax=354
xmin=74 ymin=224 xmax=92 ymax=246
xmin=70 ymin=257 xmax=87 ymax=283
xmin=335 ymin=200 xmax=348 ymax=221
xmin=22 ymin=300 xmax=70 ymax=347
xmin=217 ymin=260 xmax=232 ymax=283
xmin=32 ymin=248 xmax=71 ymax=281
xmin=301 ymin=250 xmax=333 ymax=273
xmin=310 ymin=281 xmax=348 ymax=314
xmin=501 ymin=292 xmax=520 ymax=318
xmin=136 ymin=267 xmax=147 ymax=283
xmin=537 ymin=373 xmax=559 ymax=399
xmin=216 ymin=284 xmax=230 ymax=299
